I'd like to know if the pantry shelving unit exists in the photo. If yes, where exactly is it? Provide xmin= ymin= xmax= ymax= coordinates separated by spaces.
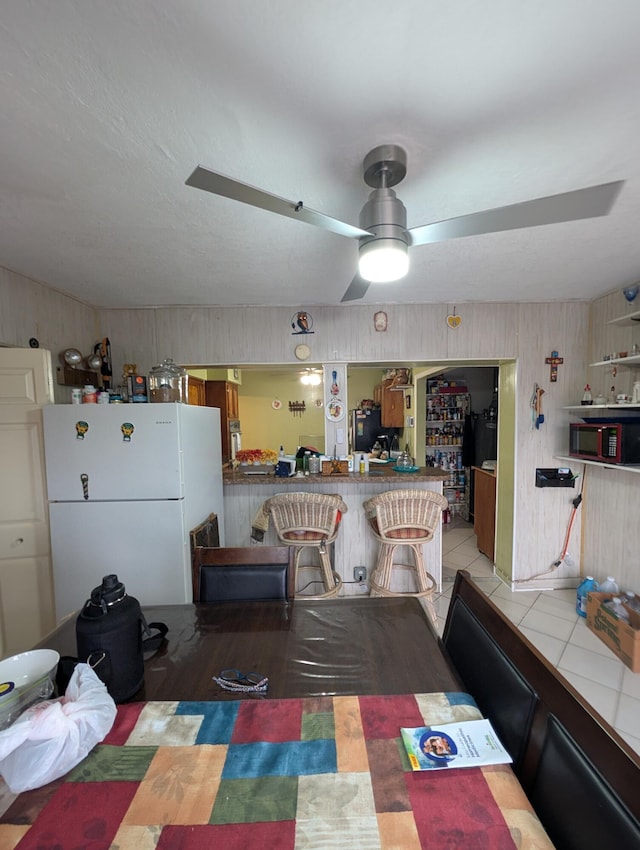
xmin=426 ymin=389 xmax=471 ymax=521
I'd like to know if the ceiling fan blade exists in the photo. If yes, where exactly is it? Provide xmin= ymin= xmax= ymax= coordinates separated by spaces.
xmin=408 ymin=180 xmax=624 ymax=247
xmin=341 ymin=274 xmax=370 ymax=302
xmin=186 ymin=165 xmax=371 ymax=240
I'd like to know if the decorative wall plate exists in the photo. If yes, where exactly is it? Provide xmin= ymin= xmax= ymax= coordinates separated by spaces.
xmin=326 ymin=399 xmax=345 ymax=421
xmin=447 ymin=314 xmax=461 ymax=329
xmin=294 ymin=343 xmax=311 ymax=361
xmin=271 ymin=399 xmax=282 ymax=410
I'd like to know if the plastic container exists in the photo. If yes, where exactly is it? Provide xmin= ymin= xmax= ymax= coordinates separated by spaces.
xmin=576 ymin=575 xmax=599 ymax=617
xmin=622 ymin=591 xmax=640 ymax=613
xmin=70 ymin=387 xmax=82 ymax=404
xmin=82 ymin=384 xmax=97 ymax=403
xmin=603 ymin=597 xmax=630 ymax=623
xmin=148 ymin=358 xmax=187 ymax=403
xmin=599 ymin=576 xmax=619 ymax=594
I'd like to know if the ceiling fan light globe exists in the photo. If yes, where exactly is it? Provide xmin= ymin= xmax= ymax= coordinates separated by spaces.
xmin=358 ymin=239 xmax=409 ymax=283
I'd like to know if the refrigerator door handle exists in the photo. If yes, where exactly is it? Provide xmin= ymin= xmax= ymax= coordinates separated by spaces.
xmin=80 ymin=473 xmax=89 ymax=500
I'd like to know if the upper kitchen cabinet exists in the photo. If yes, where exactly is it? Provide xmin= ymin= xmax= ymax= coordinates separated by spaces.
xmin=205 ymin=380 xmax=239 ymax=463
xmin=374 ymin=379 xmax=405 ymax=428
xmin=187 ymin=375 xmax=205 ymax=406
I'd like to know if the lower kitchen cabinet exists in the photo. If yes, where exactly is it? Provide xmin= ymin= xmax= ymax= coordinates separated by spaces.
xmin=473 ymin=466 xmax=496 ymax=561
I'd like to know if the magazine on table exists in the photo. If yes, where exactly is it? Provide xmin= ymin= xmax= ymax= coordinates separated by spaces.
xmin=401 ymin=719 xmax=512 ymax=771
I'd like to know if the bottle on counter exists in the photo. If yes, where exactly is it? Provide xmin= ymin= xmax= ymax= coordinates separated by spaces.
xmin=359 ymin=454 xmax=365 ymax=474
xmin=279 ymin=445 xmax=285 ymax=459
xmin=581 ymin=384 xmax=592 ymax=405
xmin=599 ymin=576 xmax=619 ymax=594
xmin=576 ymin=575 xmax=598 ymax=618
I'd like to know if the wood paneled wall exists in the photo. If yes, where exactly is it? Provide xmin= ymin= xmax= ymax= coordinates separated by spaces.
xmin=96 ymin=300 xmax=590 ymax=588
xmin=583 ymin=290 xmax=640 ymax=591
xmin=0 ymin=266 xmax=98 ymax=403
xmin=4 ymin=263 xmax=635 ymax=591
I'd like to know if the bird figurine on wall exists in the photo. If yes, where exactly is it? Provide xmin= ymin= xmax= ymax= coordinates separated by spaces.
xmin=291 ymin=311 xmax=314 ymax=334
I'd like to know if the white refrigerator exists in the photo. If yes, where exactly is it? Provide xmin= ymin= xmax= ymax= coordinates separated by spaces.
xmin=43 ymin=403 xmax=224 ymax=622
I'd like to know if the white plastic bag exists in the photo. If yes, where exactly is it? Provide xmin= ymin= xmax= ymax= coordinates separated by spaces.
xmin=0 ymin=663 xmax=117 ymax=793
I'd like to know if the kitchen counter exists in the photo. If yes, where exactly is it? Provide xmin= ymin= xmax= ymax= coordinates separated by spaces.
xmin=222 ymin=465 xmax=448 ymax=593
xmin=223 ymin=465 xmax=448 ymax=485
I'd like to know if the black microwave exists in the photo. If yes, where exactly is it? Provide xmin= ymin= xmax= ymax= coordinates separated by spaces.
xmin=569 ymin=421 xmax=640 ymax=464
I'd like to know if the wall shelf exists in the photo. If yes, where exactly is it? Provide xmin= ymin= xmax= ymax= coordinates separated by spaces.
xmin=589 ymin=354 xmax=640 ymax=368
xmin=607 ymin=309 xmax=640 ymax=327
xmin=564 ymin=404 xmax=640 ymax=410
xmin=555 ymin=455 xmax=640 ymax=474
xmin=56 ymin=365 xmax=99 ymax=387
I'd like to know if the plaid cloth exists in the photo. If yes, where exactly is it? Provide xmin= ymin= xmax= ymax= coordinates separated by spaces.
xmin=0 ymin=693 xmax=553 ymax=849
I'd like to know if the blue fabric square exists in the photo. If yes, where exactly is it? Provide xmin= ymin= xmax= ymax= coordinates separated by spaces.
xmin=222 ymin=740 xmax=337 ymax=779
xmin=446 ymin=691 xmax=479 ymax=709
xmin=176 ymin=700 xmax=240 ymax=744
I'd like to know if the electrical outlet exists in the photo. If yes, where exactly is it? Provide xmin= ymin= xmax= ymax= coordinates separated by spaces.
xmin=353 ymin=566 xmax=367 ymax=582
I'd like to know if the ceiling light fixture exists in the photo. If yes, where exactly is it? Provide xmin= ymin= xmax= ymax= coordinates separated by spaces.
xmin=357 ymin=150 xmax=410 ymax=284
xmin=359 ymin=238 xmax=409 ymax=282
xmin=300 ymin=370 xmax=322 ymax=386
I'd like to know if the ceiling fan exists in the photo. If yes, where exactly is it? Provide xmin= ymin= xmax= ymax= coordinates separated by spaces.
xmin=185 ymin=144 xmax=624 ymax=303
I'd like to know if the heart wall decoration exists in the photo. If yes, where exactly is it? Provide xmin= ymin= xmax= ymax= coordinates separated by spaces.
xmin=446 ymin=309 xmax=462 ymax=329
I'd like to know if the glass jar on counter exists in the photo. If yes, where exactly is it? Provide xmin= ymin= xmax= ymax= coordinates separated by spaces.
xmin=148 ymin=358 xmax=188 ymax=403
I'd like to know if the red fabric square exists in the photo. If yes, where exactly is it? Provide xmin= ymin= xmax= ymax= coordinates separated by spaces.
xmin=407 ymin=769 xmax=516 ymax=849
xmin=232 ymin=698 xmax=302 ymax=743
xmin=17 ymin=782 xmax=138 ymax=850
xmin=103 ymin=702 xmax=146 ymax=745
xmin=157 ymin=821 xmax=296 ymax=849
xmin=359 ymin=694 xmax=423 ymax=739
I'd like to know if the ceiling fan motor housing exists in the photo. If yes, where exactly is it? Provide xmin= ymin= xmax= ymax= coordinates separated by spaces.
xmin=359 ymin=187 xmax=408 ymax=246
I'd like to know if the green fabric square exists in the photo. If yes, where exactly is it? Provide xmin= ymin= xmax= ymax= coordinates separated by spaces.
xmin=395 ymin=736 xmax=412 ymax=771
xmin=302 ymin=711 xmax=335 ymax=741
xmin=211 ymin=775 xmax=298 ymax=824
xmin=67 ymin=745 xmax=158 ymax=782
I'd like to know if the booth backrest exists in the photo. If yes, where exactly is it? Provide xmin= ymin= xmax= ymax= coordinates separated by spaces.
xmin=443 ymin=571 xmax=640 ymax=850
xmin=443 ymin=591 xmax=539 ymax=771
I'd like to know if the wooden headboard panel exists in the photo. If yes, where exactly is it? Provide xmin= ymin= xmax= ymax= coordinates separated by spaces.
xmin=443 ymin=570 xmax=640 ymax=849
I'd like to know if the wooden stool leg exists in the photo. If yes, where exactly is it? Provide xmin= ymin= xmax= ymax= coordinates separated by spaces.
xmin=410 ymin=543 xmax=438 ymax=626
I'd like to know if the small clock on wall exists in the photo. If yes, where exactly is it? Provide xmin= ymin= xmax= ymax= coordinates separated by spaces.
xmin=295 ymin=343 xmax=311 ymax=361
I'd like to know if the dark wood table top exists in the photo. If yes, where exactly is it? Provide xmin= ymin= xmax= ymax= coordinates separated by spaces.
xmin=38 ymin=597 xmax=462 ymax=702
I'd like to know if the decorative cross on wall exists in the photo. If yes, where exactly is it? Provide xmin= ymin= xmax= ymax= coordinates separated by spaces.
xmin=545 ymin=350 xmax=564 ymax=382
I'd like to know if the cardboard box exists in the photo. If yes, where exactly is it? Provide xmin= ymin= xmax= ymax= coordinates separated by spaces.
xmin=585 ymin=592 xmax=640 ymax=672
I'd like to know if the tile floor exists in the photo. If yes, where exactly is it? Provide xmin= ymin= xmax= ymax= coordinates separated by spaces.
xmin=435 ymin=517 xmax=640 ymax=756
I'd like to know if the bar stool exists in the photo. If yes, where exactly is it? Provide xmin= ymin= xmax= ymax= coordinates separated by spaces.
xmin=364 ymin=489 xmax=448 ymax=624
xmin=263 ymin=492 xmax=346 ymax=599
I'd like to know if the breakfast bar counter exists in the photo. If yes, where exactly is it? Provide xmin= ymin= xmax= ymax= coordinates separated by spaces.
xmin=222 ymin=466 xmax=449 ymax=594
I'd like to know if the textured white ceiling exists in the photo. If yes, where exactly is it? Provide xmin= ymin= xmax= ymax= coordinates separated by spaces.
xmin=1 ymin=0 xmax=640 ymax=308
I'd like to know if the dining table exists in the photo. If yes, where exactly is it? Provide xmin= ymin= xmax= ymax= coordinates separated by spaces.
xmin=0 ymin=597 xmax=554 ymax=849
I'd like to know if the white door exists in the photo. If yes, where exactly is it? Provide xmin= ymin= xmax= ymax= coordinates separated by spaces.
xmin=0 ymin=348 xmax=55 ymax=657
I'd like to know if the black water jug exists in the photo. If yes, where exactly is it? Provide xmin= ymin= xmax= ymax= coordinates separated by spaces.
xmin=76 ymin=574 xmax=157 ymax=703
